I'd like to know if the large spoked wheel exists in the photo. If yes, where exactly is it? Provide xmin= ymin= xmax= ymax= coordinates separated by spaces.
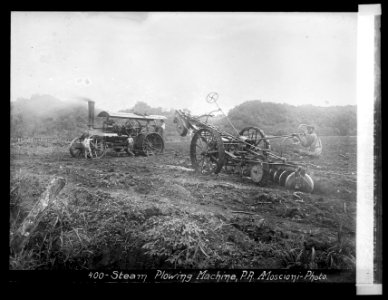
xmin=190 ymin=128 xmax=225 ymax=175
xmin=88 ymin=135 xmax=107 ymax=159
xmin=285 ymin=171 xmax=314 ymax=193
xmin=141 ymin=133 xmax=164 ymax=156
xmin=239 ymin=127 xmax=270 ymax=150
xmin=69 ymin=137 xmax=85 ymax=158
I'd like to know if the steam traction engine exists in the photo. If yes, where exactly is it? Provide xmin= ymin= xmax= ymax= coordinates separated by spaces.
xmin=69 ymin=100 xmax=166 ymax=158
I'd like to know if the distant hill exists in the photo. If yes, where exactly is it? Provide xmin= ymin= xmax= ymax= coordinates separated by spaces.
xmin=215 ymin=100 xmax=357 ymax=136
xmin=10 ymin=95 xmax=356 ymax=138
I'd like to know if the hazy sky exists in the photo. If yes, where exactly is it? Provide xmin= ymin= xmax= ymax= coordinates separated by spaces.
xmin=11 ymin=12 xmax=357 ymax=114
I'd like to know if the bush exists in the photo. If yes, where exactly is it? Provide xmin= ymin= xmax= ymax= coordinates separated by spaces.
xmin=142 ymin=216 xmax=212 ymax=268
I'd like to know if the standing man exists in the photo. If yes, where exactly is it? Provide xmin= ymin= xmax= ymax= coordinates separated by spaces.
xmin=158 ymin=119 xmax=166 ymax=138
xmin=292 ymin=125 xmax=322 ymax=158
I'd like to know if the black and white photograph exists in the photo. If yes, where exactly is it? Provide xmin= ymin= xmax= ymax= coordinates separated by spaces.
xmin=9 ymin=9 xmax=381 ymax=294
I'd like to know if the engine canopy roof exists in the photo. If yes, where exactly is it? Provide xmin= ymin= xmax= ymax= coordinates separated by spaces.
xmin=97 ymin=111 xmax=167 ymax=121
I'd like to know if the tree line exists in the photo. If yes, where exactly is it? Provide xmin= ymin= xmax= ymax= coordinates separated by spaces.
xmin=10 ymin=95 xmax=356 ymax=139
xmin=216 ymin=100 xmax=357 ymax=136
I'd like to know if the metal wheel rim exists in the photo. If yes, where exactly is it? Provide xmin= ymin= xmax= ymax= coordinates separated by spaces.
xmin=69 ymin=137 xmax=85 ymax=158
xmin=190 ymin=128 xmax=225 ymax=175
xmin=142 ymin=133 xmax=164 ymax=156
xmin=239 ymin=127 xmax=270 ymax=150
xmin=89 ymin=136 xmax=107 ymax=158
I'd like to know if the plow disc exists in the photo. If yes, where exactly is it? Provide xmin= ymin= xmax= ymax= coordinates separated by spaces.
xmin=285 ymin=172 xmax=314 ymax=193
xmin=279 ymin=170 xmax=293 ymax=186
xmin=273 ymin=169 xmax=283 ymax=183
xmin=268 ymin=167 xmax=314 ymax=193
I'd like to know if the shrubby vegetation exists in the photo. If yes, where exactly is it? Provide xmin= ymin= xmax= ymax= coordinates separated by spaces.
xmin=11 ymin=95 xmax=89 ymax=139
xmin=216 ymin=100 xmax=357 ymax=136
xmin=11 ymin=95 xmax=356 ymax=139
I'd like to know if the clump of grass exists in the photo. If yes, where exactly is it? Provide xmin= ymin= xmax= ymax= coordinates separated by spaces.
xmin=323 ymin=230 xmax=355 ymax=269
xmin=141 ymin=215 xmax=219 ymax=268
xmin=278 ymin=229 xmax=355 ymax=270
xmin=9 ymin=249 xmax=41 ymax=270
xmin=279 ymin=247 xmax=304 ymax=269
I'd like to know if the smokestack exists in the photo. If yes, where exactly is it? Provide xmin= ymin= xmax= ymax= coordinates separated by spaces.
xmin=88 ymin=101 xmax=95 ymax=129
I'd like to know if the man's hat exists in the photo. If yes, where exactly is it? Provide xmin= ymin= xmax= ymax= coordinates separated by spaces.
xmin=297 ymin=124 xmax=315 ymax=131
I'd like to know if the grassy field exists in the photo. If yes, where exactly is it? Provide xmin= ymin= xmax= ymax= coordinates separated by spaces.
xmin=9 ymin=135 xmax=356 ymax=274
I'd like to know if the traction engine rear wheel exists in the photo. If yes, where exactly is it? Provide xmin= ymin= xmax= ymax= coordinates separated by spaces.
xmin=140 ymin=133 xmax=164 ymax=156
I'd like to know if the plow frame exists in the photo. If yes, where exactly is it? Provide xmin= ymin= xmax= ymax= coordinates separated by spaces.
xmin=174 ymin=108 xmax=314 ymax=193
